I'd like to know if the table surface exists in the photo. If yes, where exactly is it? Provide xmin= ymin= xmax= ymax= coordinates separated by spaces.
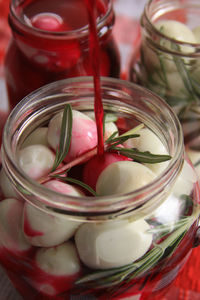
xmin=1 ymin=0 xmax=200 ymax=299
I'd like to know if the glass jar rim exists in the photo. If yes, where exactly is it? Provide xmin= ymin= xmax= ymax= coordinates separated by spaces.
xmin=142 ymin=0 xmax=200 ymax=53
xmin=9 ymin=0 xmax=113 ymax=39
xmin=2 ymin=76 xmax=184 ymax=219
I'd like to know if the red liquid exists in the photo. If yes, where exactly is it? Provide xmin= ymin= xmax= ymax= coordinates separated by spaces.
xmin=0 ymin=215 xmax=197 ymax=300
xmin=84 ymin=0 xmax=104 ymax=155
xmin=5 ymin=0 xmax=120 ymax=109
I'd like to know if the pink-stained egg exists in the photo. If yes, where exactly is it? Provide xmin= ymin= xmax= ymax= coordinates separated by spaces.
xmin=23 ymin=202 xmax=81 ymax=247
xmin=29 ymin=241 xmax=81 ymax=296
xmin=0 ymin=198 xmax=32 ymax=254
xmin=47 ymin=110 xmax=97 ymax=163
xmin=44 ymin=179 xmax=84 ymax=197
xmin=18 ymin=144 xmax=55 ymax=180
xmin=31 ymin=13 xmax=65 ymax=31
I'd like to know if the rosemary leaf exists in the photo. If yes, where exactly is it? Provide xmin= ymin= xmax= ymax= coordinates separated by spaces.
xmin=158 ymin=54 xmax=169 ymax=88
xmin=106 ymin=124 xmax=144 ymax=147
xmin=147 ymin=217 xmax=189 ymax=235
xmin=107 ymin=134 xmax=140 ymax=149
xmin=111 ymin=147 xmax=171 ymax=164
xmin=52 ymin=174 xmax=97 ymax=196
xmin=76 ymin=213 xmax=196 ymax=288
xmin=51 ymin=104 xmax=73 ymax=172
xmin=171 ymin=43 xmax=198 ymax=103
xmin=166 ymin=95 xmax=193 ymax=107
xmin=194 ymin=159 xmax=200 ymax=167
xmin=119 ymin=124 xmax=144 ymax=137
xmin=105 ymin=131 xmax=119 ymax=143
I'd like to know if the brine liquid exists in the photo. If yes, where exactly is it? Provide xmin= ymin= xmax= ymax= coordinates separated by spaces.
xmin=5 ymin=0 xmax=120 ymax=109
xmin=22 ymin=0 xmax=105 ymax=31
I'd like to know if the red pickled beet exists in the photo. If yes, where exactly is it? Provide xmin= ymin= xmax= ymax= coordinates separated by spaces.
xmin=83 ymin=152 xmax=131 ymax=190
xmin=31 ymin=13 xmax=66 ymax=31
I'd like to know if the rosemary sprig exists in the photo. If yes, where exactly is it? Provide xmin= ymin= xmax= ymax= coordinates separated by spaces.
xmin=158 ymin=54 xmax=169 ymax=88
xmin=105 ymin=131 xmax=119 ymax=143
xmin=171 ymin=44 xmax=198 ymax=103
xmin=51 ymin=174 xmax=97 ymax=196
xmin=105 ymin=123 xmax=144 ymax=147
xmin=76 ymin=211 xmax=197 ymax=288
xmin=107 ymin=134 xmax=140 ymax=149
xmin=51 ymin=104 xmax=73 ymax=172
xmin=110 ymin=147 xmax=171 ymax=164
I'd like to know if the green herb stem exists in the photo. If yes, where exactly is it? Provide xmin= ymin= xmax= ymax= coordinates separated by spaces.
xmin=111 ymin=147 xmax=171 ymax=164
xmin=52 ymin=175 xmax=97 ymax=196
xmin=76 ymin=206 xmax=199 ymax=288
xmin=51 ymin=104 xmax=73 ymax=172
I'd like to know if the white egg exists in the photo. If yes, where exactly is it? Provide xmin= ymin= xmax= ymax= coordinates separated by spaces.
xmin=23 ymin=203 xmax=81 ymax=247
xmin=143 ymin=20 xmax=196 ymax=74
xmin=18 ymin=144 xmax=55 ymax=180
xmin=0 ymin=167 xmax=21 ymax=200
xmin=75 ymin=219 xmax=152 ymax=269
xmin=36 ymin=241 xmax=80 ymax=276
xmin=156 ymin=20 xmax=196 ymax=46
xmin=104 ymin=121 xmax=118 ymax=141
xmin=21 ymin=127 xmax=49 ymax=148
xmin=192 ymin=26 xmax=200 ymax=43
xmin=124 ymin=128 xmax=169 ymax=175
xmin=153 ymin=194 xmax=183 ymax=225
xmin=148 ymin=71 xmax=188 ymax=102
xmin=172 ymin=159 xmax=197 ymax=197
xmin=0 ymin=198 xmax=31 ymax=252
xmin=96 ymin=161 xmax=156 ymax=196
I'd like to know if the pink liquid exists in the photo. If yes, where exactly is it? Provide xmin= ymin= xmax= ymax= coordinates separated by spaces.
xmin=5 ymin=0 xmax=120 ymax=109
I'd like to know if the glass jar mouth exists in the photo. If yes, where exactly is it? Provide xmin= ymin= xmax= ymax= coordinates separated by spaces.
xmin=143 ymin=0 xmax=200 ymax=55
xmin=9 ymin=0 xmax=113 ymax=39
xmin=2 ymin=76 xmax=184 ymax=219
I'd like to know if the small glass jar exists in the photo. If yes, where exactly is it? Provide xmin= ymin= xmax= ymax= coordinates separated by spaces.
xmin=4 ymin=0 xmax=120 ymax=110
xmin=129 ymin=0 xmax=200 ymax=156
xmin=0 ymin=76 xmax=200 ymax=299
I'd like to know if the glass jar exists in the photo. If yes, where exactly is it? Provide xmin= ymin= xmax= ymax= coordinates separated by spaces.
xmin=4 ymin=0 xmax=120 ymax=110
xmin=129 ymin=0 xmax=200 ymax=160
xmin=0 ymin=76 xmax=200 ymax=300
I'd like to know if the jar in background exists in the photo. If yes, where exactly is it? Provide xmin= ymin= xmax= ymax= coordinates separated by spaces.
xmin=4 ymin=0 xmax=120 ymax=110
xmin=0 ymin=77 xmax=200 ymax=299
xmin=129 ymin=0 xmax=200 ymax=166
